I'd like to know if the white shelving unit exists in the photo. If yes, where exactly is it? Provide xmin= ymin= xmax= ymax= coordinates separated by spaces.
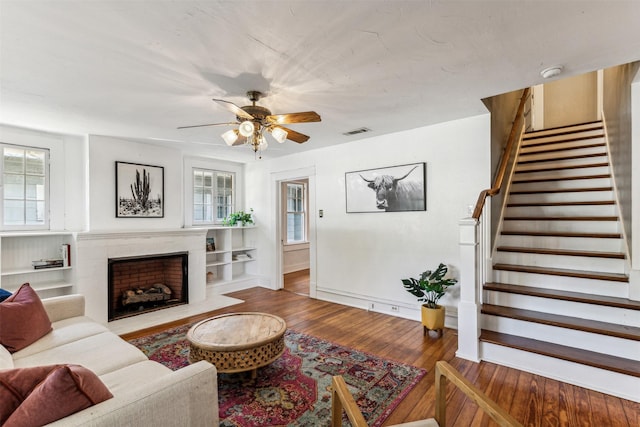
xmin=205 ymin=226 xmax=257 ymax=287
xmin=0 ymin=232 xmax=75 ymax=298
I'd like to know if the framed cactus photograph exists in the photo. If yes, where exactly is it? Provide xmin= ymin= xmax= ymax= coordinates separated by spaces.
xmin=115 ymin=161 xmax=164 ymax=218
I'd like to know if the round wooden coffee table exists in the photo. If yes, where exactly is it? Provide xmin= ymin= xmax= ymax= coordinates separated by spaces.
xmin=187 ymin=312 xmax=287 ymax=378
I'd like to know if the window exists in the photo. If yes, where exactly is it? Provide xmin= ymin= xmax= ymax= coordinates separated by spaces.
xmin=286 ymin=182 xmax=306 ymax=243
xmin=193 ymin=168 xmax=234 ymax=224
xmin=1 ymin=144 xmax=49 ymax=229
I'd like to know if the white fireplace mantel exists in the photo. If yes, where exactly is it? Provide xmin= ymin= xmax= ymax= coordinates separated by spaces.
xmin=74 ymin=228 xmax=208 ymax=324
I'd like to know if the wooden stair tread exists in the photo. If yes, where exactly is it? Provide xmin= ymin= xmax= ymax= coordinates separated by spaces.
xmin=484 ymin=282 xmax=640 ymax=310
xmin=501 ymin=230 xmax=621 ymax=239
xmin=515 ymin=162 xmax=608 ymax=174
xmin=519 ymin=142 xmax=605 ymax=155
xmin=503 ymin=216 xmax=618 ymax=221
xmin=493 ymin=263 xmax=629 ymax=282
xmin=512 ymin=174 xmax=610 ymax=184
xmin=481 ymin=304 xmax=640 ymax=341
xmin=517 ymin=151 xmax=606 ymax=165
xmin=496 ymin=246 xmax=625 ymax=259
xmin=506 ymin=200 xmax=614 ymax=207
xmin=480 ymin=330 xmax=640 ymax=378
xmin=509 ymin=187 xmax=612 ymax=195
xmin=523 ymin=120 xmax=602 ymax=136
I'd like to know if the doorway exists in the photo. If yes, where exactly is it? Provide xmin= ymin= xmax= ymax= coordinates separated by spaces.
xmin=280 ymin=179 xmax=310 ymax=296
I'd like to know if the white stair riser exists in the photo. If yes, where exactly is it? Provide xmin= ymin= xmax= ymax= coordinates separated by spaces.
xmin=497 ymin=235 xmax=624 ymax=252
xmin=518 ymin=145 xmax=606 ymax=162
xmin=510 ymin=177 xmax=612 ymax=192
xmin=479 ymin=343 xmax=640 ymax=402
xmin=520 ymin=137 xmax=605 ymax=153
xmin=493 ymin=251 xmax=625 ymax=274
xmin=504 ymin=205 xmax=617 ymax=217
xmin=508 ymin=191 xmax=613 ymax=204
xmin=481 ymin=315 xmax=640 ymax=360
xmin=522 ymin=129 xmax=603 ymax=147
xmin=483 ymin=291 xmax=640 ymax=328
xmin=516 ymin=156 xmax=608 ymax=172
xmin=514 ymin=166 xmax=610 ymax=181
xmin=501 ymin=220 xmax=619 ymax=234
xmin=491 ymin=270 xmax=628 ymax=297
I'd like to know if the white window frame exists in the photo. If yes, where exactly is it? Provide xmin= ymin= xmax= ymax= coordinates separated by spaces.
xmin=0 ymin=143 xmax=50 ymax=231
xmin=183 ymin=157 xmax=244 ymax=228
xmin=192 ymin=168 xmax=235 ymax=225
xmin=285 ymin=181 xmax=307 ymax=244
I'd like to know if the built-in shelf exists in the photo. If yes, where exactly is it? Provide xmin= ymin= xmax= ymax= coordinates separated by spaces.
xmin=0 ymin=231 xmax=75 ymax=297
xmin=204 ymin=226 xmax=257 ymax=288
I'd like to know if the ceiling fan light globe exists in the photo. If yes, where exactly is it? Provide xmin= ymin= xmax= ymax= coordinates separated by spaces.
xmin=221 ymin=129 xmax=238 ymax=146
xmin=238 ymin=121 xmax=255 ymax=137
xmin=271 ymin=127 xmax=288 ymax=143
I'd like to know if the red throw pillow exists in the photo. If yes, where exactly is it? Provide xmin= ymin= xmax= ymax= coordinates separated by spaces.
xmin=0 ymin=283 xmax=52 ymax=352
xmin=0 ymin=364 xmax=113 ymax=426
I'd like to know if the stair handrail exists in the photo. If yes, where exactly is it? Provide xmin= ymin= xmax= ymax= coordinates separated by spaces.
xmin=472 ymin=87 xmax=531 ymax=220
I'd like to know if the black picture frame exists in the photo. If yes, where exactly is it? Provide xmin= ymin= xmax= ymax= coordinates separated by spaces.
xmin=115 ymin=161 xmax=164 ymax=218
xmin=345 ymin=162 xmax=426 ymax=213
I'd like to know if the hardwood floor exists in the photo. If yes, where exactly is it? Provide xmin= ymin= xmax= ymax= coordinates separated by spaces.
xmin=121 ymin=287 xmax=640 ymax=426
xmin=283 ymin=268 xmax=309 ymax=295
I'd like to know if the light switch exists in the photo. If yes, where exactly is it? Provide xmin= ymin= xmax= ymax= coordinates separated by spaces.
xmin=319 ymin=209 xmax=324 ymax=218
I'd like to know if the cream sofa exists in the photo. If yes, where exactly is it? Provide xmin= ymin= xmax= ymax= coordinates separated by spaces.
xmin=1 ymin=294 xmax=219 ymax=426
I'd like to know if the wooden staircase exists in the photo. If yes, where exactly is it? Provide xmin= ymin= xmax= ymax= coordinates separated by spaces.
xmin=479 ymin=121 xmax=640 ymax=400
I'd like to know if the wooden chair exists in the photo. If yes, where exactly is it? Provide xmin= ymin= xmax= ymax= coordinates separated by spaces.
xmin=331 ymin=360 xmax=523 ymax=427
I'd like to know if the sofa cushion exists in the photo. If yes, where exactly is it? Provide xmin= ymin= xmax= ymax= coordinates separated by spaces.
xmin=13 ymin=331 xmax=148 ymax=376
xmin=11 ymin=316 xmax=108 ymax=360
xmin=0 ymin=288 xmax=11 ymax=302
xmin=0 ymin=344 xmax=13 ymax=369
xmin=0 ymin=283 xmax=52 ymax=352
xmin=99 ymin=360 xmax=172 ymax=394
xmin=1 ymin=364 xmax=112 ymax=427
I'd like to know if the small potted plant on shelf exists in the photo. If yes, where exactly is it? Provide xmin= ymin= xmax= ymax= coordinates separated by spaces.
xmin=401 ymin=262 xmax=457 ymax=337
xmin=223 ymin=209 xmax=254 ymax=227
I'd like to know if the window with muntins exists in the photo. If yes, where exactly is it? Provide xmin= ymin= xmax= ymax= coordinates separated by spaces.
xmin=193 ymin=168 xmax=234 ymax=224
xmin=286 ymin=182 xmax=306 ymax=243
xmin=1 ymin=144 xmax=49 ymax=230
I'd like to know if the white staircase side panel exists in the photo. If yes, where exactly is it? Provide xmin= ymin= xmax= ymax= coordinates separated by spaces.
xmin=515 ymin=156 xmax=608 ymax=172
xmin=510 ymin=177 xmax=613 ymax=192
xmin=513 ymin=166 xmax=610 ymax=181
xmin=479 ymin=342 xmax=640 ymax=402
xmin=491 ymin=270 xmax=628 ymax=297
xmin=501 ymin=219 xmax=620 ymax=234
xmin=493 ymin=251 xmax=625 ymax=274
xmin=497 ymin=235 xmax=624 ymax=252
xmin=504 ymin=204 xmax=617 ymax=217
xmin=481 ymin=315 xmax=640 ymax=361
xmin=507 ymin=190 xmax=614 ymax=204
xmin=483 ymin=291 xmax=640 ymax=327
xmin=518 ymin=145 xmax=606 ymax=161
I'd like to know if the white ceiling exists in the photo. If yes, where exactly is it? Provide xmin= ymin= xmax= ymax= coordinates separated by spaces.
xmin=1 ymin=1 xmax=639 ymax=163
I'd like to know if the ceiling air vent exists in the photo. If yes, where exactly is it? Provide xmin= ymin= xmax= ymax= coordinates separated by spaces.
xmin=342 ymin=127 xmax=371 ymax=136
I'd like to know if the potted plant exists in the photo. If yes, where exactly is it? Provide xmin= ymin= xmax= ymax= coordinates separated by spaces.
xmin=401 ymin=263 xmax=457 ymax=337
xmin=223 ymin=209 xmax=254 ymax=227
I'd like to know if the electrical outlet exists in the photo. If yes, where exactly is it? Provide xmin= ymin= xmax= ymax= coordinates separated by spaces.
xmin=368 ymin=302 xmax=375 ymax=310
xmin=390 ymin=305 xmax=399 ymax=312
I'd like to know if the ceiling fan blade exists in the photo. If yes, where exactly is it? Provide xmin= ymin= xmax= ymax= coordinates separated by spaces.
xmin=266 ymin=111 xmax=321 ymax=125
xmin=177 ymin=122 xmax=238 ymax=129
xmin=232 ymin=134 xmax=247 ymax=146
xmin=212 ymin=98 xmax=254 ymax=120
xmin=275 ymin=126 xmax=310 ymax=144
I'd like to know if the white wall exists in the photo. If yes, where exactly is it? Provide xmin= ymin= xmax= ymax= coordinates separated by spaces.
xmin=245 ymin=114 xmax=491 ymax=321
xmin=87 ymin=135 xmax=184 ymax=230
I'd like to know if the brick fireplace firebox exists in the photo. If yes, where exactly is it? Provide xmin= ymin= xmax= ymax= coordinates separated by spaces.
xmin=108 ymin=252 xmax=188 ymax=321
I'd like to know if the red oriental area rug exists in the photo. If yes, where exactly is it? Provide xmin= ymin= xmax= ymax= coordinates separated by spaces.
xmin=128 ymin=325 xmax=426 ymax=426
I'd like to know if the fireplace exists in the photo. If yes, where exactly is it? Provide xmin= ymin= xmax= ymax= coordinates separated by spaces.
xmin=108 ymin=252 xmax=188 ymax=321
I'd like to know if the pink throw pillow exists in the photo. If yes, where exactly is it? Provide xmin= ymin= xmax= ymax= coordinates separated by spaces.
xmin=0 ymin=364 xmax=113 ymax=426
xmin=0 ymin=283 xmax=52 ymax=352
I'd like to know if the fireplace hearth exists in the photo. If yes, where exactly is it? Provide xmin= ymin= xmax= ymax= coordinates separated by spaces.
xmin=108 ymin=252 xmax=188 ymax=321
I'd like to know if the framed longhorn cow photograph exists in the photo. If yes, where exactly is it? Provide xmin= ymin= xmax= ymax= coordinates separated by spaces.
xmin=345 ymin=162 xmax=426 ymax=213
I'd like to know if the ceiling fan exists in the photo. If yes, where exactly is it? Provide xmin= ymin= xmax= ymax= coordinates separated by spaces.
xmin=178 ymin=91 xmax=321 ymax=154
